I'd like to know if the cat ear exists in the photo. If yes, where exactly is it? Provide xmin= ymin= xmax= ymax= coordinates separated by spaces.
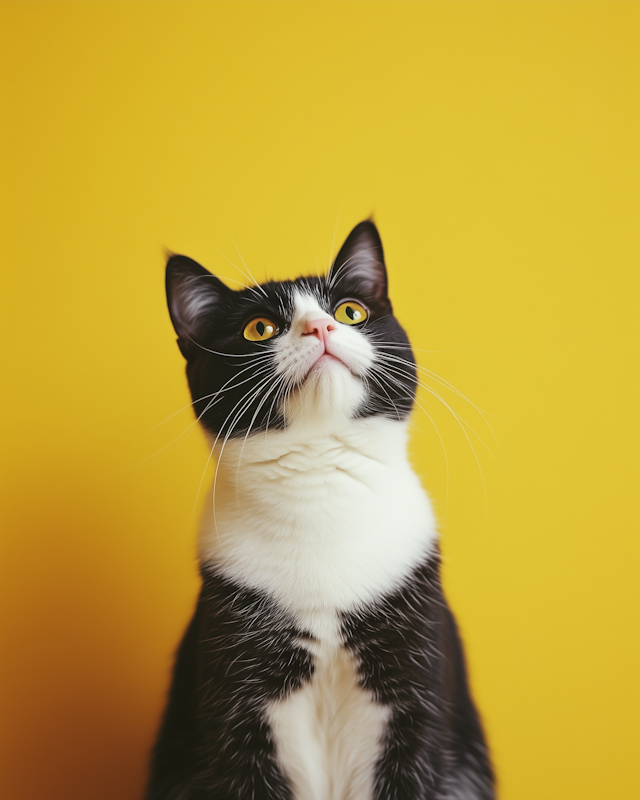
xmin=328 ymin=220 xmax=388 ymax=303
xmin=166 ymin=254 xmax=231 ymax=358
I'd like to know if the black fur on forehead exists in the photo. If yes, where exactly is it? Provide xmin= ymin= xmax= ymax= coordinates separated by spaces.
xmin=165 ymin=221 xmax=417 ymax=438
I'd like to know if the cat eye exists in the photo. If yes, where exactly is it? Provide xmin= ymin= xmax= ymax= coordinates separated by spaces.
xmin=243 ymin=317 xmax=278 ymax=342
xmin=334 ymin=301 xmax=368 ymax=326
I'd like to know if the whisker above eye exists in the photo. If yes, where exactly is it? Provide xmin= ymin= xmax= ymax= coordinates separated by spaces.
xmin=209 ymin=241 xmax=269 ymax=300
xmin=229 ymin=232 xmax=270 ymax=299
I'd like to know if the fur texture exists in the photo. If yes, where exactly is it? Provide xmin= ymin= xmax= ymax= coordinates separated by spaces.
xmin=145 ymin=221 xmax=495 ymax=800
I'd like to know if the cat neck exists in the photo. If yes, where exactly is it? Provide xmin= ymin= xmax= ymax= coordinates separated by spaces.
xmin=211 ymin=415 xmax=412 ymax=494
xmin=198 ymin=415 xmax=437 ymax=621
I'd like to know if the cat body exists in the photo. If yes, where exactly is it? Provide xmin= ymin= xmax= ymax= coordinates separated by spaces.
xmin=145 ymin=222 xmax=495 ymax=800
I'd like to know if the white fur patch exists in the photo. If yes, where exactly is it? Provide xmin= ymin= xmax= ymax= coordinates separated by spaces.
xmin=267 ymin=640 xmax=390 ymax=800
xmin=200 ymin=418 xmax=435 ymax=616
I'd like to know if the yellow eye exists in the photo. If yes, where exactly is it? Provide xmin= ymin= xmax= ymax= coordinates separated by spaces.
xmin=243 ymin=317 xmax=278 ymax=342
xmin=334 ymin=301 xmax=368 ymax=326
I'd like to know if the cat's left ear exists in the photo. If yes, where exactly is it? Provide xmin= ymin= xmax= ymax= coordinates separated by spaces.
xmin=166 ymin=254 xmax=231 ymax=358
xmin=328 ymin=220 xmax=388 ymax=303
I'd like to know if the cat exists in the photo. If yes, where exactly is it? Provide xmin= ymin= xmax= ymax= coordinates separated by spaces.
xmin=144 ymin=220 xmax=495 ymax=800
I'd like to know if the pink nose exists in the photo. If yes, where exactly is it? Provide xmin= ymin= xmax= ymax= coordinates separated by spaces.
xmin=303 ymin=317 xmax=336 ymax=342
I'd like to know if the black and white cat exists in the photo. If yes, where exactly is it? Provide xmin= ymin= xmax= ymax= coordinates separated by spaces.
xmin=145 ymin=221 xmax=495 ymax=800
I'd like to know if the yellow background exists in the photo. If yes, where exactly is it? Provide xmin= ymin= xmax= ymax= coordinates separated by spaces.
xmin=1 ymin=2 xmax=638 ymax=798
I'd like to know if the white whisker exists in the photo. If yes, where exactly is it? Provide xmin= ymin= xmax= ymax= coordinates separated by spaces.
xmin=234 ymin=373 xmax=290 ymax=496
xmin=186 ymin=338 xmax=276 ymax=358
xmin=150 ymin=391 xmax=218 ymax=430
xmin=229 ymin=232 xmax=269 ymax=298
xmin=376 ymin=351 xmax=497 ymax=447
xmin=133 ymin=361 xmax=276 ymax=470
xmin=210 ymin=243 xmax=269 ymax=300
xmin=376 ymin=358 xmax=494 ymax=457
xmin=189 ymin=372 xmax=277 ymax=533
xmin=366 ymin=370 xmax=402 ymax=423
xmin=369 ymin=363 xmax=450 ymax=511
xmin=210 ymin=382 xmax=273 ymax=533
xmin=372 ymin=360 xmax=488 ymax=502
xmin=328 ymin=203 xmax=344 ymax=269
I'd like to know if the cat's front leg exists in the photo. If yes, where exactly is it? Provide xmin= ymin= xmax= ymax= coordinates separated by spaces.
xmin=373 ymin=707 xmax=450 ymax=800
xmin=146 ymin=568 xmax=314 ymax=800
xmin=195 ymin=570 xmax=317 ymax=799
xmin=341 ymin=556 xmax=451 ymax=800
xmin=342 ymin=553 xmax=494 ymax=800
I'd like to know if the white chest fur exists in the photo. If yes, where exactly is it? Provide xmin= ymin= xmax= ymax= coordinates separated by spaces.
xmin=199 ymin=417 xmax=436 ymax=616
xmin=267 ymin=637 xmax=391 ymax=800
xmin=198 ymin=416 xmax=436 ymax=800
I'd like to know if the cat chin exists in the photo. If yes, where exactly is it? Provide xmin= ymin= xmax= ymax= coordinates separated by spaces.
xmin=310 ymin=352 xmax=344 ymax=370
xmin=282 ymin=358 xmax=366 ymax=431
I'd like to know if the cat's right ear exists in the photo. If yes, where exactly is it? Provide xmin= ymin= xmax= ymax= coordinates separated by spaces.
xmin=166 ymin=254 xmax=231 ymax=359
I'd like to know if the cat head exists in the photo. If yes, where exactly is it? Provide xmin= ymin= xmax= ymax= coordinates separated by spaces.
xmin=166 ymin=220 xmax=416 ymax=440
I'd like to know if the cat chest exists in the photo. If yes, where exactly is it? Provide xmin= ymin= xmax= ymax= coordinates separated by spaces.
xmin=201 ymin=451 xmax=436 ymax=613
xmin=266 ymin=641 xmax=390 ymax=800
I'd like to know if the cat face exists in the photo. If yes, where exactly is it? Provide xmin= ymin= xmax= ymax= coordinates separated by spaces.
xmin=166 ymin=221 xmax=417 ymax=439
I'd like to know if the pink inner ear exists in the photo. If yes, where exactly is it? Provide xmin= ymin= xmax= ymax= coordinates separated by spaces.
xmin=169 ymin=277 xmax=217 ymax=343
xmin=329 ymin=221 xmax=388 ymax=301
xmin=166 ymin=255 xmax=230 ymax=348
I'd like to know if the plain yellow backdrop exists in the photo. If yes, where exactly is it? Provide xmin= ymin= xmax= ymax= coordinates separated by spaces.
xmin=1 ymin=2 xmax=638 ymax=798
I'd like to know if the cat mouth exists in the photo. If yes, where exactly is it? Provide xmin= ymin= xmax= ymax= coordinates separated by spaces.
xmin=303 ymin=345 xmax=360 ymax=381
xmin=311 ymin=353 xmax=344 ymax=369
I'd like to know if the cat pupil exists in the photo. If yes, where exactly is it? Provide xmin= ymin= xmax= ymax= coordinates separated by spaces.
xmin=256 ymin=321 xmax=265 ymax=336
xmin=346 ymin=306 xmax=357 ymax=320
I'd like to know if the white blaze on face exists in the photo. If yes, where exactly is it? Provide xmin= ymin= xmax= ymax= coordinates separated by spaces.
xmin=273 ymin=291 xmax=375 ymax=428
